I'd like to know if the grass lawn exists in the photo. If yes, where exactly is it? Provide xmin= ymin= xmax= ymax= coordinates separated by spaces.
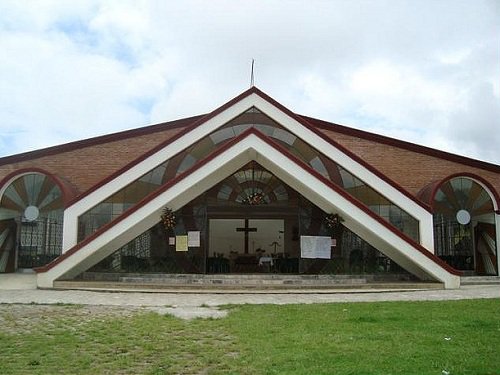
xmin=1 ymin=299 xmax=499 ymax=374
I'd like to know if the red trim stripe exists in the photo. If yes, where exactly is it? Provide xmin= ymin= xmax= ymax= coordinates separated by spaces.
xmin=65 ymin=87 xmax=433 ymax=214
xmin=64 ymin=88 xmax=260 ymax=207
xmin=0 ymin=115 xmax=204 ymax=166
xmin=0 ymin=167 xmax=78 ymax=206
xmin=305 ymin=115 xmax=500 ymax=174
xmin=426 ymin=172 xmax=500 ymax=211
xmin=249 ymin=88 xmax=433 ymax=212
xmin=36 ymin=127 xmax=460 ymax=276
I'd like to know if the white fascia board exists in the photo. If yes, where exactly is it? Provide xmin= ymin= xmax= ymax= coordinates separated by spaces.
xmin=61 ymin=95 xmax=259 ymax=251
xmin=42 ymin=137 xmax=260 ymax=284
xmin=474 ymin=178 xmax=499 ymax=211
xmin=496 ymin=213 xmax=500 ymax=275
xmin=67 ymin=94 xmax=257 ymax=217
xmin=254 ymin=96 xmax=427 ymax=216
xmin=41 ymin=134 xmax=457 ymax=288
xmin=253 ymin=141 xmax=456 ymax=287
xmin=62 ymin=92 xmax=433 ymax=251
xmin=251 ymin=95 xmax=434 ymax=249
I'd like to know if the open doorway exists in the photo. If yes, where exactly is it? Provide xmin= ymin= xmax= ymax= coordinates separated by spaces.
xmin=208 ymin=218 xmax=284 ymax=273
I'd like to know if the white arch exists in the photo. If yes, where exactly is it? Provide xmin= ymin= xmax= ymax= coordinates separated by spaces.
xmin=434 ymin=175 xmax=498 ymax=276
xmin=61 ymin=92 xmax=435 ymax=253
xmin=37 ymin=133 xmax=460 ymax=288
xmin=435 ymin=175 xmax=498 ymax=212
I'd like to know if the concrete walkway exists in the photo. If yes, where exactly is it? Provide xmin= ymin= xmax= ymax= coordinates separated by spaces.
xmin=1 ymin=274 xmax=499 ymax=319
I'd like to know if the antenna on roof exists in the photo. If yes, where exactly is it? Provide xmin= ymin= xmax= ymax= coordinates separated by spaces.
xmin=250 ymin=59 xmax=255 ymax=87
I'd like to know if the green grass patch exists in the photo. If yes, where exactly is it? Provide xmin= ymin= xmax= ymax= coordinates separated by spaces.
xmin=1 ymin=299 xmax=499 ymax=374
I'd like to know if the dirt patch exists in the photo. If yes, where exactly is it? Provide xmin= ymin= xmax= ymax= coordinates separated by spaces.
xmin=147 ymin=306 xmax=228 ymax=320
xmin=0 ymin=304 xmax=142 ymax=335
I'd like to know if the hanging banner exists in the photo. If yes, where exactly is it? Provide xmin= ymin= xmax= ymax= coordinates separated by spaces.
xmin=300 ymin=236 xmax=332 ymax=259
xmin=176 ymin=235 xmax=188 ymax=252
xmin=188 ymin=231 xmax=200 ymax=247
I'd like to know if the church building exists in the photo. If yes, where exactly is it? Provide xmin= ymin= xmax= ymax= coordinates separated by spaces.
xmin=0 ymin=87 xmax=498 ymax=289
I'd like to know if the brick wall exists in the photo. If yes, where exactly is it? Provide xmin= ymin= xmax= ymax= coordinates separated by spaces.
xmin=1 ymin=122 xmax=499 ymax=209
xmin=0 ymin=127 xmax=184 ymax=197
xmin=320 ymin=128 xmax=500 ymax=200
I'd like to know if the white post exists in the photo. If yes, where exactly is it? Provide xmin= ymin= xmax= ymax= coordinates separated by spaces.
xmin=496 ymin=213 xmax=500 ymax=276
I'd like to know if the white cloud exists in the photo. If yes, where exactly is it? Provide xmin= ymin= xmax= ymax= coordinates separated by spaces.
xmin=0 ymin=0 xmax=498 ymax=165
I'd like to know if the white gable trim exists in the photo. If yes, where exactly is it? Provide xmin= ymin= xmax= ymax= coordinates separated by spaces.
xmin=251 ymin=95 xmax=434 ymax=248
xmin=62 ymin=94 xmax=258 ymax=250
xmin=39 ymin=133 xmax=459 ymax=289
xmin=62 ymin=92 xmax=433 ymax=252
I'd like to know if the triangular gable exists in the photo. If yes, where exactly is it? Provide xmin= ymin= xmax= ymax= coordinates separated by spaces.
xmin=61 ymin=87 xmax=435 ymax=253
xmin=37 ymin=128 xmax=459 ymax=288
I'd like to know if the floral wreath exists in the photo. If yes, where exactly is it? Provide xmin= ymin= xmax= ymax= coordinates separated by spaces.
xmin=161 ymin=207 xmax=177 ymax=230
xmin=242 ymin=192 xmax=267 ymax=205
xmin=325 ymin=213 xmax=344 ymax=230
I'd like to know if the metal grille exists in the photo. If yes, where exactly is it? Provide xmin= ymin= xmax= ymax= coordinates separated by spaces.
xmin=434 ymin=215 xmax=474 ymax=270
xmin=17 ymin=218 xmax=63 ymax=268
xmin=90 ymin=228 xmax=183 ymax=273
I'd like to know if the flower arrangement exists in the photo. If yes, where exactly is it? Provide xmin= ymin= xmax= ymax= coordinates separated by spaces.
xmin=161 ymin=207 xmax=176 ymax=230
xmin=325 ymin=213 xmax=344 ymax=231
xmin=242 ymin=192 xmax=267 ymax=205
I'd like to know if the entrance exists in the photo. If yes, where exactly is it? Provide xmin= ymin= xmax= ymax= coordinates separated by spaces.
xmin=208 ymin=218 xmax=285 ymax=273
xmin=84 ymin=163 xmax=406 ymax=278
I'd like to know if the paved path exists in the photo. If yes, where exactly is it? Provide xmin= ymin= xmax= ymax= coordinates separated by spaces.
xmin=1 ymin=274 xmax=499 ymax=319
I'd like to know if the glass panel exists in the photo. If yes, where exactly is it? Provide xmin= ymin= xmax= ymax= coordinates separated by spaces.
xmin=0 ymin=173 xmax=64 ymax=270
xmin=310 ymin=156 xmax=329 ymax=179
xmin=209 ymin=219 xmax=245 ymax=256
xmin=254 ymin=124 xmax=274 ymax=137
xmin=216 ymin=185 xmax=232 ymax=200
xmin=273 ymin=185 xmax=288 ymax=201
xmin=77 ymin=107 xmax=420 ymax=244
xmin=210 ymin=127 xmax=236 ymax=144
xmin=249 ymin=219 xmax=284 ymax=256
xmin=232 ymin=124 xmax=251 ymax=136
xmin=176 ymin=154 xmax=197 ymax=176
xmin=272 ymin=128 xmax=296 ymax=145
xmin=433 ymin=177 xmax=497 ymax=274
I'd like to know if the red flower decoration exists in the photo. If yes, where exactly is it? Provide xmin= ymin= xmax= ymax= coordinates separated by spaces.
xmin=325 ymin=213 xmax=344 ymax=230
xmin=161 ymin=207 xmax=176 ymax=230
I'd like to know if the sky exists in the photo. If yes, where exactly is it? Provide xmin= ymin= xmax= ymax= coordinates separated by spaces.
xmin=0 ymin=0 xmax=499 ymax=164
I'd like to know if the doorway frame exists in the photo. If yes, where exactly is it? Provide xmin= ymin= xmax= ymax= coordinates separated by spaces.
xmin=205 ymin=206 xmax=296 ymax=273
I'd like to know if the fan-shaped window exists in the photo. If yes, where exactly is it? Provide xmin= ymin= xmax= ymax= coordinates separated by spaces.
xmin=0 ymin=173 xmax=64 ymax=271
xmin=216 ymin=185 xmax=233 ymax=201
xmin=214 ymin=162 xmax=289 ymax=206
xmin=77 ymin=106 xmax=420 ymax=243
xmin=433 ymin=176 xmax=497 ymax=275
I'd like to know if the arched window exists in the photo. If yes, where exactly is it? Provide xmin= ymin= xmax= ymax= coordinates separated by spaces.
xmin=433 ymin=176 xmax=497 ymax=275
xmin=214 ymin=162 xmax=289 ymax=205
xmin=0 ymin=173 xmax=64 ymax=271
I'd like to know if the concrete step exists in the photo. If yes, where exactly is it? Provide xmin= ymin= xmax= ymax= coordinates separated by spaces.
xmin=54 ymin=273 xmax=444 ymax=293
xmin=460 ymin=276 xmax=500 ymax=285
xmin=119 ymin=274 xmax=369 ymax=286
xmin=81 ymin=272 xmax=414 ymax=283
xmin=52 ymin=281 xmax=444 ymax=294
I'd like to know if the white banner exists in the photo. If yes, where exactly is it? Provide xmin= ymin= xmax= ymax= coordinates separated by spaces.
xmin=300 ymin=236 xmax=332 ymax=259
xmin=188 ymin=231 xmax=200 ymax=247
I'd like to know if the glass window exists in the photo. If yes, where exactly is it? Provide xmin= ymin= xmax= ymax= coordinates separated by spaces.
xmin=433 ymin=177 xmax=497 ymax=274
xmin=77 ymin=107 xmax=420 ymax=244
xmin=310 ymin=156 xmax=329 ymax=179
xmin=217 ymin=185 xmax=232 ymax=200
xmin=0 ymin=173 xmax=64 ymax=270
